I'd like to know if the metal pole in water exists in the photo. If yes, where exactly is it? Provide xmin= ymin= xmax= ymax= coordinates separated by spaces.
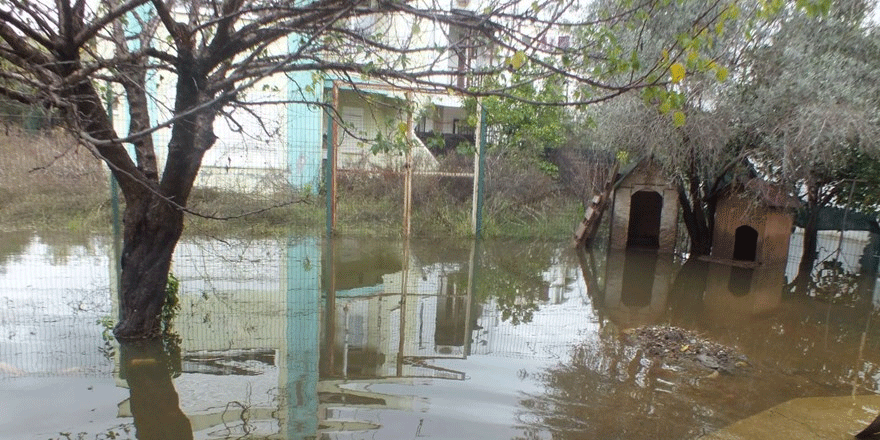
xmin=471 ymin=100 xmax=487 ymax=237
xmin=403 ymin=92 xmax=414 ymax=237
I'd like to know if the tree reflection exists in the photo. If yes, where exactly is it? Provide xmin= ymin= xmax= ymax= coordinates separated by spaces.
xmin=544 ymin=245 xmax=880 ymax=439
xmin=516 ymin=318 xmax=871 ymax=439
xmin=790 ymin=259 xmax=871 ymax=306
xmin=475 ymin=240 xmax=558 ymax=325
xmin=121 ymin=340 xmax=193 ymax=440
xmin=517 ymin=331 xmax=725 ymax=439
xmin=0 ymin=231 xmax=31 ymax=274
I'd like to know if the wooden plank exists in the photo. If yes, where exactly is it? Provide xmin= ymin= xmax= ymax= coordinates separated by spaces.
xmin=573 ymin=162 xmax=619 ymax=248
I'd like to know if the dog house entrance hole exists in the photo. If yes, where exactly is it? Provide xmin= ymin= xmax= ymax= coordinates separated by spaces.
xmin=627 ymin=190 xmax=662 ymax=249
xmin=733 ymin=225 xmax=759 ymax=261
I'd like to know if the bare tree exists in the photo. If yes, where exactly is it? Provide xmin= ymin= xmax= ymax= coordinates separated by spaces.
xmin=0 ymin=0 xmax=727 ymax=339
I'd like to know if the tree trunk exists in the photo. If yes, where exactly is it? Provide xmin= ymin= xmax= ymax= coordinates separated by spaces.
xmin=111 ymin=56 xmax=213 ymax=340
xmin=794 ymin=185 xmax=821 ymax=294
xmin=114 ymin=195 xmax=184 ymax=339
xmin=676 ymin=137 xmax=714 ymax=256
xmin=678 ymin=186 xmax=713 ymax=256
xmin=57 ymin=69 xmax=179 ymax=340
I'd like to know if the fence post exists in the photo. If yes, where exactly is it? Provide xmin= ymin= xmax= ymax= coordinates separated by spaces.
xmin=326 ymin=82 xmax=339 ymax=237
xmin=403 ymin=92 xmax=414 ymax=237
xmin=471 ymin=100 xmax=487 ymax=237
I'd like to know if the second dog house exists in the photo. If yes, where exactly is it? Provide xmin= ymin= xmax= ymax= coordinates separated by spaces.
xmin=711 ymin=178 xmax=800 ymax=265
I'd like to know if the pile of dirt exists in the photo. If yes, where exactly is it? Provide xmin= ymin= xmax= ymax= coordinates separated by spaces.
xmin=624 ymin=325 xmax=749 ymax=374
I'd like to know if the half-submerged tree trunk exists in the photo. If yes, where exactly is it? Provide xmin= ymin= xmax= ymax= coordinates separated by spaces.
xmin=63 ymin=60 xmax=212 ymax=340
xmin=678 ymin=185 xmax=714 ymax=256
xmin=114 ymin=196 xmax=184 ymax=339
xmin=674 ymin=135 xmax=720 ymax=257
xmin=794 ymin=182 xmax=822 ymax=294
xmin=676 ymin=147 xmax=716 ymax=256
xmin=112 ymin=55 xmax=215 ymax=340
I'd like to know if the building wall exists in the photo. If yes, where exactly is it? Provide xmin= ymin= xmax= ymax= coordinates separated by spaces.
xmin=331 ymin=87 xmax=440 ymax=171
xmin=286 ymin=66 xmax=324 ymax=192
xmin=110 ymin=25 xmax=325 ymax=194
xmin=336 ymin=90 xmax=401 ymax=168
xmin=609 ymin=162 xmax=679 ymax=253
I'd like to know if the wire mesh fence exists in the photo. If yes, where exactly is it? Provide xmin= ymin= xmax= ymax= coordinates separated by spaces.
xmin=3 ymin=220 xmax=879 ymax=380
xmin=1 ymin=87 xmax=604 ymax=241
xmin=4 ymin=97 xmax=880 ymax=381
xmin=0 ymin=232 xmax=115 ymax=378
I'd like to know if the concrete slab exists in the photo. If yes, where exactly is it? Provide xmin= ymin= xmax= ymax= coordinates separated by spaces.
xmin=701 ymin=395 xmax=880 ymax=439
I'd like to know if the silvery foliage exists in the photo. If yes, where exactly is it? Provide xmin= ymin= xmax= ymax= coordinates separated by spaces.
xmin=733 ymin=0 xmax=880 ymax=182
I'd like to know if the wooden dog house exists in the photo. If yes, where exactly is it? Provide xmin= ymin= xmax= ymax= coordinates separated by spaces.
xmin=711 ymin=179 xmax=800 ymax=265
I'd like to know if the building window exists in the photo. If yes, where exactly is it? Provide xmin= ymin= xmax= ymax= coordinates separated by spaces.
xmin=452 ymin=119 xmax=473 ymax=135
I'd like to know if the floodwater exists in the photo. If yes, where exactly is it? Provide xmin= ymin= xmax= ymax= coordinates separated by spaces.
xmin=1 ymin=230 xmax=880 ymax=440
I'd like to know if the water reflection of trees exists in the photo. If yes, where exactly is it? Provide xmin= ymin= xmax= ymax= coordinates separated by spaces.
xmin=667 ymin=256 xmax=880 ymax=397
xmin=552 ymin=245 xmax=880 ymax=439
xmin=0 ymin=230 xmax=30 ymax=273
xmin=0 ymin=231 xmax=106 ymax=274
xmin=518 ymin=331 xmax=729 ymax=439
xmin=517 ymin=321 xmax=864 ymax=439
xmin=791 ymin=259 xmax=873 ymax=306
xmin=475 ymin=240 xmax=560 ymax=325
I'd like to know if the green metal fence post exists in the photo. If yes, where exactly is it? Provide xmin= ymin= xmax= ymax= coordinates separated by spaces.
xmin=472 ymin=100 xmax=487 ymax=237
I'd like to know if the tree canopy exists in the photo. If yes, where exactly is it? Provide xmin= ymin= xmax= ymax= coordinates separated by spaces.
xmin=584 ymin=0 xmax=880 ymax=257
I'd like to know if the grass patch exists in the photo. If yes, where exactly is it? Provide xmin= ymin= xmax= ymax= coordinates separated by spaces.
xmin=0 ymin=129 xmax=110 ymax=232
xmin=0 ymin=131 xmax=586 ymax=240
xmin=183 ymin=186 xmax=324 ymax=237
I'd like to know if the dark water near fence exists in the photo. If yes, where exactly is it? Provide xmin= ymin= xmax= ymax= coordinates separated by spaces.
xmin=1 ymin=230 xmax=880 ymax=440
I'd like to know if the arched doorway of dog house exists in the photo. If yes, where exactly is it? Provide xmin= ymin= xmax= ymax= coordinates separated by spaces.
xmin=627 ymin=190 xmax=663 ymax=249
xmin=733 ymin=225 xmax=759 ymax=261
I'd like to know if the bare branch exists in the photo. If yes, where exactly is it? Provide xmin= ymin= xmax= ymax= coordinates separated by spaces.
xmin=74 ymin=0 xmax=150 ymax=47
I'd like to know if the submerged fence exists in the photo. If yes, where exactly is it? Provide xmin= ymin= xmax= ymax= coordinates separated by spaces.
xmin=3 ymin=222 xmax=880 ymax=380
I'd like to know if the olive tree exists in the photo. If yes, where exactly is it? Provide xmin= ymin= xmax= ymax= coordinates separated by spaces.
xmin=732 ymin=0 xmax=880 ymax=286
xmin=0 ymin=0 xmax=729 ymax=339
xmin=585 ymin=0 xmax=758 ymax=255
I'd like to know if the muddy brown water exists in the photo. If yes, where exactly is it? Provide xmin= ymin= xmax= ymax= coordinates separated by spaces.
xmin=1 ymin=230 xmax=879 ymax=440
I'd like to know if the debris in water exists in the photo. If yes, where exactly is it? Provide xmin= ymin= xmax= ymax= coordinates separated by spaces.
xmin=623 ymin=325 xmax=748 ymax=375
